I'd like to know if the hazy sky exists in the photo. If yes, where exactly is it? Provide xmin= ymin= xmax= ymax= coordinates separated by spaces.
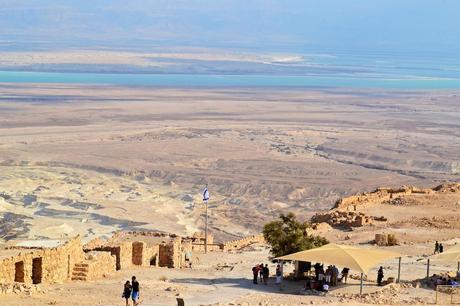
xmin=0 ymin=0 xmax=459 ymax=55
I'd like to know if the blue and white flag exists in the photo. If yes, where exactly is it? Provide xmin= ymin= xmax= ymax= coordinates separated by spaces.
xmin=203 ymin=186 xmax=210 ymax=201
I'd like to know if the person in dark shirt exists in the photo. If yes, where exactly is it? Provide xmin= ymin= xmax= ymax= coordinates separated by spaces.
xmin=263 ymin=264 xmax=269 ymax=285
xmin=377 ymin=267 xmax=384 ymax=286
xmin=131 ymin=276 xmax=140 ymax=306
xmin=341 ymin=267 xmax=350 ymax=284
xmin=122 ymin=280 xmax=131 ymax=306
xmin=440 ymin=244 xmax=444 ymax=253
xmin=252 ymin=265 xmax=259 ymax=284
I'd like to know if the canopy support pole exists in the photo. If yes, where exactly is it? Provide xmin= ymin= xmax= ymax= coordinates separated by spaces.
xmin=457 ymin=262 xmax=459 ymax=273
xmin=426 ymin=259 xmax=430 ymax=278
xmin=360 ymin=273 xmax=364 ymax=295
xmin=397 ymin=257 xmax=401 ymax=283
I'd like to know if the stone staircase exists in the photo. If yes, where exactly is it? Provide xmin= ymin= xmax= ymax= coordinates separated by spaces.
xmin=71 ymin=262 xmax=89 ymax=281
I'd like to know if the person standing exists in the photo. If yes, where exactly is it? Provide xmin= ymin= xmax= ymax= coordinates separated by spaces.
xmin=275 ymin=264 xmax=282 ymax=284
xmin=252 ymin=265 xmax=259 ymax=284
xmin=122 ymin=280 xmax=132 ymax=306
xmin=263 ymin=264 xmax=269 ymax=285
xmin=325 ymin=266 xmax=332 ymax=284
xmin=440 ymin=243 xmax=444 ymax=253
xmin=332 ymin=265 xmax=339 ymax=286
xmin=434 ymin=241 xmax=439 ymax=254
xmin=259 ymin=263 xmax=264 ymax=283
xmin=131 ymin=276 xmax=140 ymax=306
xmin=341 ymin=267 xmax=349 ymax=284
xmin=318 ymin=265 xmax=325 ymax=282
xmin=377 ymin=267 xmax=384 ymax=286
xmin=313 ymin=263 xmax=321 ymax=281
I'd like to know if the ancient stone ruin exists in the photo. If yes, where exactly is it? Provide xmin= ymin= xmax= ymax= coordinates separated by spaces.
xmin=311 ymin=183 xmax=460 ymax=230
xmin=374 ymin=233 xmax=399 ymax=246
xmin=0 ymin=231 xmax=264 ymax=288
xmin=311 ymin=210 xmax=387 ymax=229
xmin=334 ymin=183 xmax=460 ymax=210
xmin=0 ymin=237 xmax=84 ymax=284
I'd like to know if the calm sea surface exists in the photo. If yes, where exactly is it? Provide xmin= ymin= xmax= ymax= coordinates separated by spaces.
xmin=1 ymin=70 xmax=460 ymax=89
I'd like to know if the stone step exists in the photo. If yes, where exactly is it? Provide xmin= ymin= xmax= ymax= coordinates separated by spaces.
xmin=71 ymin=276 xmax=87 ymax=281
xmin=75 ymin=263 xmax=89 ymax=268
xmin=72 ymin=271 xmax=88 ymax=277
xmin=73 ymin=267 xmax=88 ymax=272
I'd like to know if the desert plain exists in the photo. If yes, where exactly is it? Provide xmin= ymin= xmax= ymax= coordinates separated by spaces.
xmin=0 ymin=83 xmax=459 ymax=305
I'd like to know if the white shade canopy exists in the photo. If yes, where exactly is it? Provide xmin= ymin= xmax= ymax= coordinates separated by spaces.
xmin=277 ymin=243 xmax=401 ymax=273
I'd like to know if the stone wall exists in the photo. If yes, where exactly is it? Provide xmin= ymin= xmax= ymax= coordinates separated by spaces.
xmin=118 ymin=241 xmax=133 ymax=270
xmin=0 ymin=236 xmax=84 ymax=284
xmin=221 ymin=234 xmax=265 ymax=252
xmin=130 ymin=241 xmax=160 ymax=267
xmin=159 ymin=238 xmax=182 ymax=268
xmin=312 ymin=211 xmax=387 ymax=229
xmin=84 ymin=252 xmax=116 ymax=280
xmin=0 ymin=231 xmax=275 ymax=286
xmin=433 ymin=182 xmax=460 ymax=193
xmin=90 ymin=241 xmax=132 ymax=271
xmin=375 ymin=233 xmax=398 ymax=246
xmin=191 ymin=232 xmax=214 ymax=245
xmin=132 ymin=242 xmax=144 ymax=266
xmin=142 ymin=243 xmax=160 ymax=267
xmin=189 ymin=244 xmax=222 ymax=252
xmin=333 ymin=184 xmax=456 ymax=210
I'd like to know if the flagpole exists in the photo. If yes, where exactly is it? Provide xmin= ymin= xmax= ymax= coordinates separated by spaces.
xmin=205 ymin=199 xmax=208 ymax=254
xmin=203 ymin=184 xmax=209 ymax=254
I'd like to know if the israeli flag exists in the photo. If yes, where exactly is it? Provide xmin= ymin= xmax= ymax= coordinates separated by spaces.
xmin=203 ymin=186 xmax=210 ymax=202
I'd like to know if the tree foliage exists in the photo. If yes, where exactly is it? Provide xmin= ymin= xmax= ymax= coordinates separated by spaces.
xmin=263 ymin=212 xmax=329 ymax=257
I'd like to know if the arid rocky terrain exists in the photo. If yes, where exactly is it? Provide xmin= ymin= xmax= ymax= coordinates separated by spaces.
xmin=0 ymin=84 xmax=459 ymax=243
xmin=0 ymin=82 xmax=459 ymax=304
xmin=2 ymin=184 xmax=460 ymax=305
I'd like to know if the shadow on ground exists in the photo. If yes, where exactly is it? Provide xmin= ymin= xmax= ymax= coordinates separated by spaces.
xmin=171 ymin=276 xmax=366 ymax=295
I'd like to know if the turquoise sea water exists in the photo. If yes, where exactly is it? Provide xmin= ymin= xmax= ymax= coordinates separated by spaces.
xmin=1 ymin=70 xmax=460 ymax=89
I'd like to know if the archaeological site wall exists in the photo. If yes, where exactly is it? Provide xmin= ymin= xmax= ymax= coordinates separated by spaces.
xmin=0 ymin=236 xmax=84 ymax=285
xmin=221 ymin=234 xmax=265 ymax=252
xmin=333 ymin=183 xmax=460 ymax=210
xmin=83 ymin=252 xmax=117 ymax=281
xmin=0 ymin=230 xmax=269 ymax=287
xmin=334 ymin=186 xmax=436 ymax=210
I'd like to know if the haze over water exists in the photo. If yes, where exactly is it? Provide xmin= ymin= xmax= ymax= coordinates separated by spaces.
xmin=1 ymin=0 xmax=459 ymax=89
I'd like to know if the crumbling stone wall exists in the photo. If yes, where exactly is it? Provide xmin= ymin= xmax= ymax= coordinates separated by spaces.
xmin=159 ymin=238 xmax=182 ymax=268
xmin=312 ymin=211 xmax=387 ymax=229
xmin=84 ymin=252 xmax=116 ymax=280
xmin=334 ymin=184 xmax=454 ymax=210
xmin=0 ymin=236 xmax=84 ymax=284
xmin=142 ymin=244 xmax=159 ymax=267
xmin=129 ymin=241 xmax=159 ymax=267
xmin=116 ymin=241 xmax=133 ymax=270
xmin=375 ymin=233 xmax=398 ymax=246
xmin=191 ymin=232 xmax=214 ymax=245
xmin=221 ymin=234 xmax=265 ymax=252
xmin=132 ymin=242 xmax=144 ymax=266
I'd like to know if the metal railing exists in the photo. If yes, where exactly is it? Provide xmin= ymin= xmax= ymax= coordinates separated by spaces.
xmin=435 ymin=285 xmax=460 ymax=304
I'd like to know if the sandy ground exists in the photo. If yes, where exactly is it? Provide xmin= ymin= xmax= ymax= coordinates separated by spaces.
xmin=0 ymin=243 xmax=458 ymax=306
xmin=0 ymin=85 xmax=459 ymax=305
xmin=0 ymin=85 xmax=459 ymax=242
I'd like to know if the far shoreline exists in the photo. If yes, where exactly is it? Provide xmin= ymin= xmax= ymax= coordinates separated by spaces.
xmin=2 ymin=70 xmax=460 ymax=91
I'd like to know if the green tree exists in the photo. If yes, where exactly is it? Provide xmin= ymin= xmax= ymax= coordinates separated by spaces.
xmin=263 ymin=212 xmax=328 ymax=257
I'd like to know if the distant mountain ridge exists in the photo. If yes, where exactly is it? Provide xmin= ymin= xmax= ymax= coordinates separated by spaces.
xmin=1 ymin=0 xmax=459 ymax=54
